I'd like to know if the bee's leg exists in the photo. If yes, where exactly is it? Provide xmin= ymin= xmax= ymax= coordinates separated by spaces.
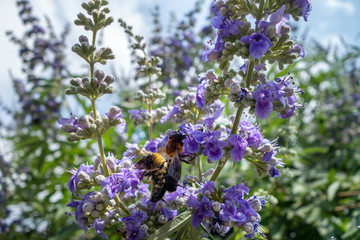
xmin=161 ymin=198 xmax=169 ymax=205
xmin=177 ymin=183 xmax=187 ymax=189
xmin=179 ymin=154 xmax=192 ymax=164
xmin=179 ymin=154 xmax=197 ymax=164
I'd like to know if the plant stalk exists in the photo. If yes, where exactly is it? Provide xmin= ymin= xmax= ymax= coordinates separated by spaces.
xmin=210 ymin=60 xmax=255 ymax=182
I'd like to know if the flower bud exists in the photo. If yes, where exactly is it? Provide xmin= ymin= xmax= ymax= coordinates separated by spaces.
xmin=242 ymin=222 xmax=254 ymax=233
xmin=259 ymin=143 xmax=272 ymax=153
xmin=79 ymin=35 xmax=89 ymax=43
xmin=204 ymin=190 xmax=211 ymax=198
xmin=78 ymin=115 xmax=91 ymax=129
xmin=70 ymin=77 xmax=82 ymax=86
xmin=250 ymin=198 xmax=262 ymax=212
xmin=158 ymin=215 xmax=168 ymax=224
xmin=95 ymin=154 xmax=101 ymax=170
xmin=140 ymin=224 xmax=149 ymax=232
xmin=106 ymin=156 xmax=116 ymax=171
xmin=230 ymin=82 xmax=241 ymax=94
xmin=91 ymin=192 xmax=103 ymax=202
xmin=245 ymin=147 xmax=253 ymax=156
xmin=122 ymin=159 xmax=132 ymax=168
xmin=175 ymin=197 xmax=185 ymax=205
xmin=91 ymin=210 xmax=100 ymax=218
xmin=155 ymin=201 xmax=165 ymax=211
xmin=135 ymin=200 xmax=146 ymax=210
xmin=218 ymin=185 xmax=225 ymax=194
xmin=82 ymin=202 xmax=95 ymax=213
xmin=101 ymin=212 xmax=110 ymax=221
xmin=96 ymin=203 xmax=105 ymax=211
xmin=212 ymin=202 xmax=221 ymax=212
xmin=104 ymin=75 xmax=115 ymax=85
xmin=224 ymin=41 xmax=233 ymax=49
xmin=94 ymin=69 xmax=105 ymax=83
xmin=224 ymin=78 xmax=234 ymax=88
xmin=95 ymin=175 xmax=105 ymax=184
xmin=204 ymin=168 xmax=214 ymax=177
xmin=77 ymin=171 xmax=90 ymax=182
xmin=220 ymin=7 xmax=227 ymax=15
xmin=107 ymin=106 xmax=121 ymax=120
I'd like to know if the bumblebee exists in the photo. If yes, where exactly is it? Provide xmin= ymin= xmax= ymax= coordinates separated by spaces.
xmin=135 ymin=131 xmax=187 ymax=202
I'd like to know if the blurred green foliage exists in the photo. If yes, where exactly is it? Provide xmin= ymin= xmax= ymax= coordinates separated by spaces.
xmin=1 ymin=1 xmax=359 ymax=240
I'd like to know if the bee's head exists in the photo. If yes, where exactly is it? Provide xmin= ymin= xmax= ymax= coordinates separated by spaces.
xmin=169 ymin=131 xmax=187 ymax=142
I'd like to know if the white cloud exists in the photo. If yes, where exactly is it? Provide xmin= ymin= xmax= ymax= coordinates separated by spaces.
xmin=325 ymin=0 xmax=355 ymax=15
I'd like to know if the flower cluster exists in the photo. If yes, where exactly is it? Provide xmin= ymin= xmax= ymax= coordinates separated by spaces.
xmin=186 ymin=181 xmax=265 ymax=238
xmin=58 ymin=106 xmax=125 ymax=142
xmin=252 ymin=75 xmax=304 ymax=119
xmin=62 ymin=0 xmax=312 ymax=239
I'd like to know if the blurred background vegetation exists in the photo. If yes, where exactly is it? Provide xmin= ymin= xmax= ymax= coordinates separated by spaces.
xmin=0 ymin=1 xmax=359 ymax=239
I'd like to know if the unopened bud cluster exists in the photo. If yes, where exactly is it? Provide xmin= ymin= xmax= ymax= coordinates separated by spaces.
xmin=59 ymin=105 xmax=124 ymax=142
xmin=65 ymin=69 xmax=115 ymax=99
xmin=135 ymin=88 xmax=165 ymax=105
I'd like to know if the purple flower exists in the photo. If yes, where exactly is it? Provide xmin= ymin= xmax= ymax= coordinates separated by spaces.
xmin=124 ymin=223 xmax=146 ymax=240
xmin=272 ymin=76 xmax=303 ymax=118
xmin=203 ymin=33 xmax=224 ymax=62
xmin=219 ymin=201 xmax=247 ymax=225
xmin=252 ymin=84 xmax=274 ymax=119
xmin=257 ymin=5 xmax=288 ymax=34
xmin=58 ymin=116 xmax=82 ymax=133
xmin=239 ymin=121 xmax=263 ymax=148
xmin=122 ymin=210 xmax=148 ymax=228
xmin=179 ymin=123 xmax=206 ymax=155
xmin=101 ymin=169 xmax=140 ymax=198
xmin=200 ymin=181 xmax=216 ymax=195
xmin=67 ymin=192 xmax=97 ymax=231
xmin=68 ymin=163 xmax=94 ymax=194
xmin=241 ymin=33 xmax=272 ymax=59
xmin=145 ymin=139 xmax=161 ymax=153
xmin=165 ymin=186 xmax=187 ymax=203
xmin=288 ymin=44 xmax=305 ymax=58
xmin=94 ymin=219 xmax=108 ymax=239
xmin=160 ymin=104 xmax=179 ymax=123
xmin=211 ymin=15 xmax=244 ymax=37
xmin=202 ymin=131 xmax=227 ymax=162
xmin=106 ymin=106 xmax=126 ymax=134
xmin=294 ymin=0 xmax=312 ymax=21
xmin=223 ymin=183 xmax=250 ymax=203
xmin=196 ymin=80 xmax=207 ymax=108
xmin=160 ymin=207 xmax=178 ymax=221
xmin=187 ymin=195 xmax=215 ymax=228
xmin=203 ymin=105 xmax=225 ymax=127
xmin=121 ymin=210 xmax=148 ymax=240
xmin=228 ymin=134 xmax=248 ymax=162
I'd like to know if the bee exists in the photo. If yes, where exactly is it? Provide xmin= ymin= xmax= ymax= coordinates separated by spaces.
xmin=135 ymin=131 xmax=187 ymax=202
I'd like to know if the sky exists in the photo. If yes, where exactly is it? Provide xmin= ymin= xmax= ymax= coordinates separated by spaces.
xmin=1 ymin=0 xmax=360 ymax=116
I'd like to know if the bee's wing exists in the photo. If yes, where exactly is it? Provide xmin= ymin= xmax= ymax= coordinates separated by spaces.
xmin=156 ymin=147 xmax=166 ymax=155
xmin=135 ymin=153 xmax=165 ymax=171
xmin=167 ymin=150 xmax=182 ymax=181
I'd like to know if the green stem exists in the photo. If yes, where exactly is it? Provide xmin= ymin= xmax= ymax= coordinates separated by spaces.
xmin=114 ymin=195 xmax=130 ymax=216
xmin=210 ymin=105 xmax=244 ymax=182
xmin=197 ymin=156 xmax=202 ymax=180
xmin=91 ymin=99 xmax=110 ymax=177
xmin=246 ymin=60 xmax=255 ymax=88
xmin=200 ymin=223 xmax=216 ymax=240
xmin=148 ymin=74 xmax=153 ymax=140
xmin=210 ymin=60 xmax=255 ymax=182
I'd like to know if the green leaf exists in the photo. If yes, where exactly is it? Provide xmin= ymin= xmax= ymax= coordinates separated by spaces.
xmin=327 ymin=181 xmax=341 ymax=201
xmin=149 ymin=210 xmax=192 ymax=240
